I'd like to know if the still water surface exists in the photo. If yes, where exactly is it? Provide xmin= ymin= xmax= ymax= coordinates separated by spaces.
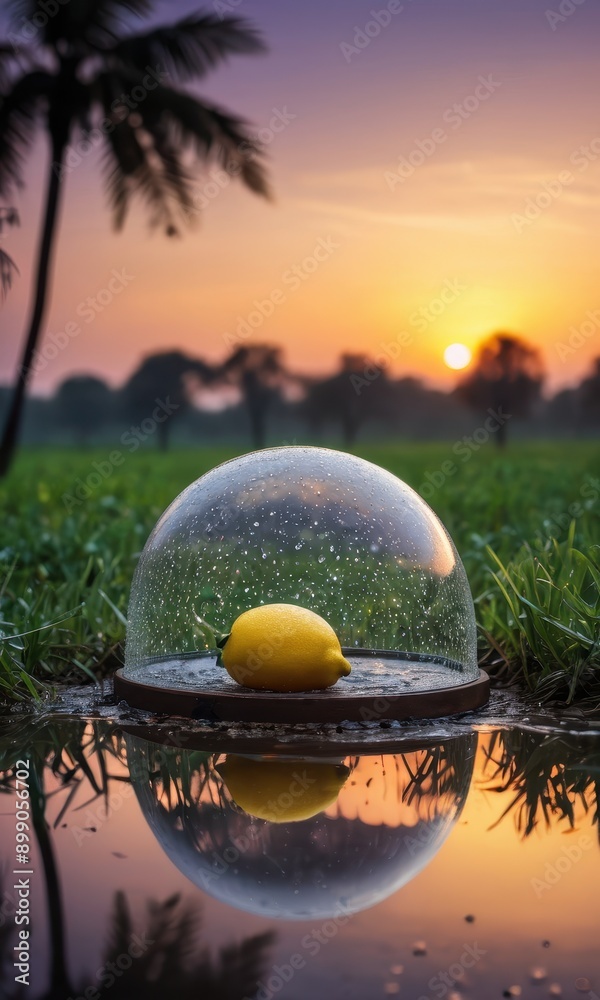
xmin=0 ymin=717 xmax=598 ymax=999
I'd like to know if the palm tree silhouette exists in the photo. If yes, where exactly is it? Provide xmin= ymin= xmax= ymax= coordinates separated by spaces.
xmin=120 ymin=349 xmax=214 ymax=450
xmin=0 ymin=881 xmax=275 ymax=999
xmin=217 ymin=344 xmax=293 ymax=448
xmin=456 ymin=332 xmax=543 ymax=448
xmin=0 ymin=1 xmax=270 ymax=474
xmin=89 ymin=891 xmax=275 ymax=1000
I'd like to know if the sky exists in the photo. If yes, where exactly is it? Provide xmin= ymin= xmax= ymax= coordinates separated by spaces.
xmin=1 ymin=0 xmax=600 ymax=396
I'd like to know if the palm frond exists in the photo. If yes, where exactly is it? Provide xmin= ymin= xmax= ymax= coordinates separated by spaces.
xmin=7 ymin=0 xmax=154 ymax=48
xmin=0 ymin=71 xmax=53 ymax=195
xmin=103 ymin=890 xmax=133 ymax=961
xmin=0 ymin=248 xmax=18 ymax=299
xmin=96 ymin=69 xmax=269 ymax=229
xmin=110 ymin=13 xmax=266 ymax=82
xmin=147 ymin=896 xmax=200 ymax=981
xmin=216 ymin=931 xmax=277 ymax=998
xmin=0 ymin=206 xmax=18 ymax=299
xmin=140 ymin=114 xmax=196 ymax=225
xmin=102 ymin=110 xmax=179 ymax=232
xmin=0 ymin=206 xmax=18 ymax=228
xmin=0 ymin=45 xmax=20 ymax=88
xmin=138 ymin=83 xmax=270 ymax=198
xmin=6 ymin=0 xmax=153 ymax=59
xmin=85 ymin=0 xmax=154 ymax=17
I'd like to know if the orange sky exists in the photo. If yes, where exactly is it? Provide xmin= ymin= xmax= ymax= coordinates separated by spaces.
xmin=1 ymin=0 xmax=600 ymax=396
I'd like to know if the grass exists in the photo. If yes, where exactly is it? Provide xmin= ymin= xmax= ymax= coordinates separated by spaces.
xmin=481 ymin=728 xmax=600 ymax=839
xmin=0 ymin=442 xmax=598 ymax=706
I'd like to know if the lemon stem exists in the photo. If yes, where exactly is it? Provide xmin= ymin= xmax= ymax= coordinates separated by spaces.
xmin=193 ymin=609 xmax=230 ymax=666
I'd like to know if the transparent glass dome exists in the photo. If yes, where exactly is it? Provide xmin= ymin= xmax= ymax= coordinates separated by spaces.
xmin=126 ymin=734 xmax=476 ymax=919
xmin=123 ymin=447 xmax=478 ymax=702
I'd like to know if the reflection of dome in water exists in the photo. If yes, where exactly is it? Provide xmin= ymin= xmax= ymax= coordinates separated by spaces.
xmin=127 ymin=734 xmax=476 ymax=920
xmin=124 ymin=447 xmax=478 ymax=692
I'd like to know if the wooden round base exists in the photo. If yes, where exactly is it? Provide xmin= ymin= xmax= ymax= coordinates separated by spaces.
xmin=114 ymin=667 xmax=490 ymax=723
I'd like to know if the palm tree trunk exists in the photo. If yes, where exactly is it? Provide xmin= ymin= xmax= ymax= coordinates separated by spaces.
xmin=157 ymin=417 xmax=170 ymax=451
xmin=29 ymin=761 xmax=72 ymax=993
xmin=247 ymin=395 xmax=266 ymax=449
xmin=496 ymin=419 xmax=507 ymax=448
xmin=494 ymin=394 xmax=508 ymax=449
xmin=0 ymin=132 xmax=67 ymax=476
xmin=250 ymin=411 xmax=266 ymax=449
xmin=342 ymin=413 xmax=359 ymax=447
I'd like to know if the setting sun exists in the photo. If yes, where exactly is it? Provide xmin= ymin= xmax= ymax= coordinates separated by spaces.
xmin=444 ymin=343 xmax=472 ymax=371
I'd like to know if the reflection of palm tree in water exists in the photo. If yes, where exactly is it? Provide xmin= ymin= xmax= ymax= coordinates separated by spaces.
xmin=0 ymin=720 xmax=123 ymax=996
xmin=0 ymin=879 xmax=274 ymax=1000
xmin=92 ymin=893 xmax=273 ymax=1000
xmin=0 ymin=721 xmax=275 ymax=999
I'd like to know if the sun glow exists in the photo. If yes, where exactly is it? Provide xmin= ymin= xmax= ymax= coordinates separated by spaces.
xmin=443 ymin=343 xmax=472 ymax=370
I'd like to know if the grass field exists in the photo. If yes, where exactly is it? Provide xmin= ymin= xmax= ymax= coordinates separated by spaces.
xmin=0 ymin=442 xmax=598 ymax=706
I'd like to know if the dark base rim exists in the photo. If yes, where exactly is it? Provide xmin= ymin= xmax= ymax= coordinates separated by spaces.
xmin=119 ymin=723 xmax=478 ymax=757
xmin=113 ymin=667 xmax=490 ymax=724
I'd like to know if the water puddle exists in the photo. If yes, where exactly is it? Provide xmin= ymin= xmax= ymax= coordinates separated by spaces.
xmin=0 ymin=714 xmax=598 ymax=998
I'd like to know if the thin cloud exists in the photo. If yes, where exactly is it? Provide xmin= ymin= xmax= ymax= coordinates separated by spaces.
xmin=294 ymin=197 xmax=512 ymax=234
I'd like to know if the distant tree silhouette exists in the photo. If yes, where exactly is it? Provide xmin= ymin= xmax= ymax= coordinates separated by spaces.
xmin=578 ymin=356 xmax=600 ymax=427
xmin=303 ymin=353 xmax=392 ymax=445
xmin=385 ymin=376 xmax=455 ymax=438
xmin=217 ymin=344 xmax=290 ymax=448
xmin=0 ymin=1 xmax=270 ymax=475
xmin=7 ymin=337 xmax=599 ymax=449
xmin=543 ymin=386 xmax=579 ymax=436
xmin=56 ymin=375 xmax=112 ymax=445
xmin=121 ymin=351 xmax=211 ymax=450
xmin=457 ymin=333 xmax=543 ymax=447
xmin=0 ymin=207 xmax=18 ymax=299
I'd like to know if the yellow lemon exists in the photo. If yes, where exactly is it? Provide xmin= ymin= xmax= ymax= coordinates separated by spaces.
xmin=217 ymin=755 xmax=350 ymax=822
xmin=220 ymin=603 xmax=351 ymax=691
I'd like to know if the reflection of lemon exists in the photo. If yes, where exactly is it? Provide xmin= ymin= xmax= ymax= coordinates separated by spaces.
xmin=220 ymin=603 xmax=351 ymax=692
xmin=217 ymin=756 xmax=350 ymax=822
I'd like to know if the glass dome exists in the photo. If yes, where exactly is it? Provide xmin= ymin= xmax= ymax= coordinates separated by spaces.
xmin=121 ymin=447 xmax=482 ymax=718
xmin=126 ymin=734 xmax=476 ymax=919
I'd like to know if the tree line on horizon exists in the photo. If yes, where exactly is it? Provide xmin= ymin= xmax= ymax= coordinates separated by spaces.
xmin=5 ymin=332 xmax=599 ymax=451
